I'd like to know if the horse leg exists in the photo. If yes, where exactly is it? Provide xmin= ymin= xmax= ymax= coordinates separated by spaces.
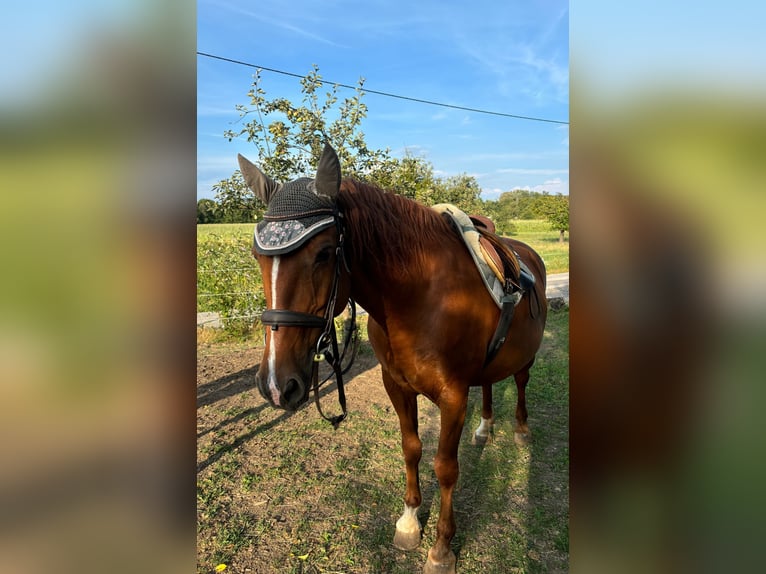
xmin=513 ymin=357 xmax=535 ymax=446
xmin=383 ymin=369 xmax=423 ymax=551
xmin=471 ymin=382 xmax=494 ymax=445
xmin=424 ymin=390 xmax=467 ymax=574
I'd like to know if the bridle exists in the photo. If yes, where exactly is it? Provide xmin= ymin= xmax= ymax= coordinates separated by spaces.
xmin=259 ymin=209 xmax=358 ymax=428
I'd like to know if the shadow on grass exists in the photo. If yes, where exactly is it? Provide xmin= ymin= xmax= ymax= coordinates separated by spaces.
xmin=319 ymin=385 xmax=524 ymax=573
xmin=196 ymin=347 xmax=379 ymax=474
xmin=197 ymin=363 xmax=260 ymax=409
xmin=325 ymin=310 xmax=569 ymax=573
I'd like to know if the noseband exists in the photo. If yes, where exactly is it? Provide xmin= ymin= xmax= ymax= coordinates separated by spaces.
xmin=259 ymin=211 xmax=357 ymax=428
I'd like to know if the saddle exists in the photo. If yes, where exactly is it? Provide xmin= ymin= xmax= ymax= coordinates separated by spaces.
xmin=432 ymin=204 xmax=537 ymax=367
xmin=432 ymin=205 xmax=535 ymax=303
xmin=469 ymin=215 xmax=522 ymax=292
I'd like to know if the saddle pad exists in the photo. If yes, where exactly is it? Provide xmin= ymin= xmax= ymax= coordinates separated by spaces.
xmin=432 ymin=204 xmax=523 ymax=309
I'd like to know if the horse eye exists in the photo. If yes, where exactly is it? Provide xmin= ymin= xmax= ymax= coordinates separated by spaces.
xmin=315 ymin=246 xmax=333 ymax=265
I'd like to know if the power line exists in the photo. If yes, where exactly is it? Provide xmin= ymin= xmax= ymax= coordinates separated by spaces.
xmin=197 ymin=51 xmax=569 ymax=126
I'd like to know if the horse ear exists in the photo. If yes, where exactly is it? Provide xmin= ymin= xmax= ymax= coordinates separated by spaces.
xmin=237 ymin=154 xmax=281 ymax=204
xmin=314 ymin=143 xmax=341 ymax=199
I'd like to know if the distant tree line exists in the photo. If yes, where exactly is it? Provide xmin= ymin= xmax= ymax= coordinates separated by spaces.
xmin=199 ymin=64 xmax=568 ymax=242
xmin=482 ymin=189 xmax=569 ymax=241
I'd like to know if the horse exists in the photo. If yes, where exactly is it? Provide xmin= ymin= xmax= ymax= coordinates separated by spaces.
xmin=238 ymin=144 xmax=548 ymax=574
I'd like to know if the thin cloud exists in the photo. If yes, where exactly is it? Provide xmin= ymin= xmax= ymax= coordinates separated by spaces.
xmin=481 ymin=188 xmax=505 ymax=200
xmin=497 ymin=168 xmax=569 ymax=175
xmin=211 ymin=0 xmax=349 ymax=48
xmin=531 ymin=177 xmax=568 ymax=195
xmin=197 ymin=104 xmax=241 ymax=117
xmin=464 ymin=151 xmax=564 ymax=162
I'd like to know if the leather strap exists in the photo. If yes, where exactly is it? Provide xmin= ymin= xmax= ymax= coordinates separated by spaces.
xmin=483 ymin=293 xmax=517 ymax=368
xmin=261 ymin=309 xmax=327 ymax=330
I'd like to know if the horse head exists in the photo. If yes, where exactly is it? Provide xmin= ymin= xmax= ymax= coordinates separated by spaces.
xmin=238 ymin=144 xmax=350 ymax=411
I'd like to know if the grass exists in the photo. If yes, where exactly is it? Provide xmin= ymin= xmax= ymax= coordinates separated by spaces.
xmin=504 ymin=219 xmax=569 ymax=274
xmin=197 ymin=224 xmax=264 ymax=336
xmin=196 ymin=308 xmax=569 ymax=573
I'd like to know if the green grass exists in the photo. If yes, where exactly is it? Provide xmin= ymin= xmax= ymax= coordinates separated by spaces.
xmin=505 ymin=219 xmax=569 ymax=274
xmin=197 ymin=224 xmax=264 ymax=335
xmin=197 ymin=223 xmax=256 ymax=239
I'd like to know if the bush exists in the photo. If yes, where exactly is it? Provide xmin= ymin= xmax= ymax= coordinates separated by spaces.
xmin=197 ymin=226 xmax=264 ymax=336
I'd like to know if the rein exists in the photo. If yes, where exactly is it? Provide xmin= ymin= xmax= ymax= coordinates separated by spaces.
xmin=260 ymin=212 xmax=357 ymax=428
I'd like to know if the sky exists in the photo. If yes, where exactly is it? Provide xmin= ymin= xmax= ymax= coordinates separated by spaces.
xmin=197 ymin=0 xmax=569 ymax=201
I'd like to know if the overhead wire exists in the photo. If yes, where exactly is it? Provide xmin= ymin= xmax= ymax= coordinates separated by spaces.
xmin=197 ymin=51 xmax=569 ymax=126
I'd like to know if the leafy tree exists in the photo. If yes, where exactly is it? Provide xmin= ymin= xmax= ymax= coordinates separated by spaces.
xmin=485 ymin=189 xmax=536 ymax=234
xmin=536 ymin=194 xmax=569 ymax=242
xmin=370 ymin=152 xmax=482 ymax=212
xmin=437 ymin=173 xmax=483 ymax=214
xmin=480 ymin=198 xmax=517 ymax=235
xmin=370 ymin=151 xmax=437 ymax=202
xmin=197 ymin=198 xmax=219 ymax=224
xmin=214 ymin=65 xmax=483 ymax=219
xmin=224 ymin=65 xmax=390 ymax=183
xmin=212 ymin=171 xmax=262 ymax=223
xmin=498 ymin=189 xmax=541 ymax=219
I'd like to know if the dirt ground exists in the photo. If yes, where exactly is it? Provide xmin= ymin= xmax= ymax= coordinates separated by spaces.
xmin=197 ymin=313 xmax=569 ymax=574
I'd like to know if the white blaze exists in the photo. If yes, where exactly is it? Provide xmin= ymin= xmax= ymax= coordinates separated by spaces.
xmin=267 ymin=256 xmax=281 ymax=406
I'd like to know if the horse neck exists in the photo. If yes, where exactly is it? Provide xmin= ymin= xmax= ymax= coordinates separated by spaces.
xmin=338 ymin=183 xmax=452 ymax=320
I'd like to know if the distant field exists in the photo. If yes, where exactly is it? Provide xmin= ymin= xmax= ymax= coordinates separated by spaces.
xmin=503 ymin=219 xmax=569 ymax=275
xmin=198 ymin=223 xmax=257 ymax=239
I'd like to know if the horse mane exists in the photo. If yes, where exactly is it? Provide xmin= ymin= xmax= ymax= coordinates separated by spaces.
xmin=337 ymin=179 xmax=457 ymax=277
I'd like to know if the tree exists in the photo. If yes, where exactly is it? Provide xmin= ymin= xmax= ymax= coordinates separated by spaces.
xmin=224 ymin=65 xmax=390 ymax=184
xmin=197 ymin=198 xmax=219 ymax=224
xmin=536 ymin=194 xmax=569 ymax=242
xmin=370 ymin=151 xmax=437 ymax=202
xmin=215 ymin=65 xmax=483 ymax=216
xmin=370 ymin=152 xmax=482 ymax=213
xmin=437 ymin=173 xmax=483 ymax=214
xmin=212 ymin=171 xmax=263 ymax=223
xmin=484 ymin=189 xmax=537 ymax=234
xmin=497 ymin=189 xmax=540 ymax=219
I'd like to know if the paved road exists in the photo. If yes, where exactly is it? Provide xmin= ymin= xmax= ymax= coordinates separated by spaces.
xmin=197 ymin=272 xmax=569 ymax=328
xmin=546 ymin=272 xmax=569 ymax=304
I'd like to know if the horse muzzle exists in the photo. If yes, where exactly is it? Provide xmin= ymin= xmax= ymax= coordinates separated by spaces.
xmin=256 ymin=369 xmax=310 ymax=411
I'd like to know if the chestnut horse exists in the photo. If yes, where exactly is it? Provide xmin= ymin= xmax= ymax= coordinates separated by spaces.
xmin=238 ymin=144 xmax=547 ymax=574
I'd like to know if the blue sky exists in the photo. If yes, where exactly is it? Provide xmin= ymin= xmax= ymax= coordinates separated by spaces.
xmin=197 ymin=0 xmax=569 ymax=201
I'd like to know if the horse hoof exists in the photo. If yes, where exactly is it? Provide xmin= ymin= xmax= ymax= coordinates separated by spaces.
xmin=423 ymin=549 xmax=457 ymax=574
xmin=393 ymin=528 xmax=421 ymax=551
xmin=514 ymin=431 xmax=531 ymax=446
